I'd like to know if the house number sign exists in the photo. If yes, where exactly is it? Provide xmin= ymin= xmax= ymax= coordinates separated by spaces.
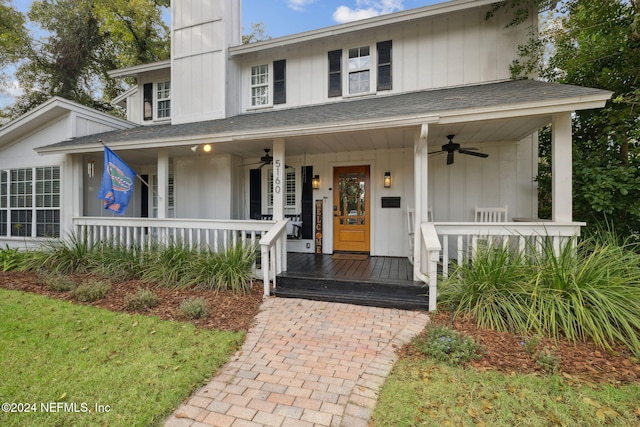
xmin=274 ymin=160 xmax=281 ymax=194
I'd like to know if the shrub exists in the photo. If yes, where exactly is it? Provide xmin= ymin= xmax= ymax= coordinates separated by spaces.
xmin=141 ymin=242 xmax=199 ymax=289
xmin=211 ymin=242 xmax=256 ymax=293
xmin=21 ymin=231 xmax=97 ymax=274
xmin=0 ymin=246 xmax=23 ymax=271
xmin=42 ymin=272 xmax=77 ymax=292
xmin=94 ymin=240 xmax=146 ymax=280
xmin=70 ymin=279 xmax=111 ymax=302
xmin=413 ymin=324 xmax=481 ymax=366
xmin=180 ymin=297 xmax=209 ymax=319
xmin=124 ymin=288 xmax=160 ymax=311
xmin=534 ymin=347 xmax=561 ymax=374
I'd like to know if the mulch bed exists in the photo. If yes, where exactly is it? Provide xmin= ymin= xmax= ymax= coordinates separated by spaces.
xmin=2 ymin=270 xmax=638 ymax=385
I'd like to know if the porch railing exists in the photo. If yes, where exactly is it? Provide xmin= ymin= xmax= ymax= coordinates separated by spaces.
xmin=72 ymin=217 xmax=284 ymax=296
xmin=418 ymin=221 xmax=584 ymax=311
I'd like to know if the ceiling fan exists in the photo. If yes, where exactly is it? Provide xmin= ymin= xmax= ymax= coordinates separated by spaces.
xmin=429 ymin=134 xmax=489 ymax=165
xmin=242 ymin=149 xmax=292 ymax=169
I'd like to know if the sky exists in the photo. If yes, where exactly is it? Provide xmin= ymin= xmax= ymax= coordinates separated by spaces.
xmin=0 ymin=0 xmax=440 ymax=109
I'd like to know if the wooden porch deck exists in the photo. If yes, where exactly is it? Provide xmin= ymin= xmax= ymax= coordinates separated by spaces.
xmin=275 ymin=253 xmax=428 ymax=310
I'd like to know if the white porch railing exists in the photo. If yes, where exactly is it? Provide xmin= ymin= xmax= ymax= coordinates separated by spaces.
xmin=72 ymin=217 xmax=286 ymax=297
xmin=418 ymin=221 xmax=584 ymax=311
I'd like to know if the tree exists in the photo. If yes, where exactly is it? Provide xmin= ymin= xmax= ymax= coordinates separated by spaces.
xmin=0 ymin=0 xmax=27 ymax=68
xmin=242 ymin=22 xmax=271 ymax=44
xmin=5 ymin=0 xmax=169 ymax=118
xmin=496 ymin=0 xmax=640 ymax=236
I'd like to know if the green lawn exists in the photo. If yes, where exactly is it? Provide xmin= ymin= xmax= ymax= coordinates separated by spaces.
xmin=0 ymin=289 xmax=244 ymax=427
xmin=372 ymin=358 xmax=640 ymax=426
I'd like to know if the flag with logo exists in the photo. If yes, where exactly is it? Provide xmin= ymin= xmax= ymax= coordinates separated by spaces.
xmin=97 ymin=146 xmax=136 ymax=215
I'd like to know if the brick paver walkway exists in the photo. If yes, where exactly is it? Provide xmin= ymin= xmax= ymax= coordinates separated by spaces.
xmin=165 ymin=297 xmax=430 ymax=427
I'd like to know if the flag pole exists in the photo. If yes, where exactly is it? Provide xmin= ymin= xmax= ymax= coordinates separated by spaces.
xmin=98 ymin=139 xmax=154 ymax=193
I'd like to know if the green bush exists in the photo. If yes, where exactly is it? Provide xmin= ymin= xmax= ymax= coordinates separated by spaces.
xmin=413 ymin=324 xmax=481 ymax=366
xmin=42 ymin=272 xmax=77 ymax=292
xmin=180 ymin=297 xmax=209 ymax=319
xmin=70 ymin=279 xmax=111 ymax=302
xmin=439 ymin=231 xmax=640 ymax=356
xmin=124 ymin=288 xmax=160 ymax=311
xmin=534 ymin=347 xmax=561 ymax=374
xmin=210 ymin=242 xmax=256 ymax=293
xmin=21 ymin=231 xmax=97 ymax=274
xmin=0 ymin=246 xmax=23 ymax=271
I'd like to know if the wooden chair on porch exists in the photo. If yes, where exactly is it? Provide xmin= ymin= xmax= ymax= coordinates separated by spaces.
xmin=407 ymin=207 xmax=433 ymax=265
xmin=474 ymin=205 xmax=508 ymax=222
xmin=472 ymin=205 xmax=508 ymax=259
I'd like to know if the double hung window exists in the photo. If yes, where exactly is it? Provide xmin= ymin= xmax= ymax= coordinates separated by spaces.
xmin=143 ymin=81 xmax=171 ymax=121
xmin=251 ymin=60 xmax=287 ymax=107
xmin=328 ymin=40 xmax=392 ymax=97
xmin=0 ymin=166 xmax=61 ymax=238
xmin=266 ymin=168 xmax=296 ymax=214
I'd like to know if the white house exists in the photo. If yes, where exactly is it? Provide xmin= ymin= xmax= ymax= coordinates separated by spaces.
xmin=0 ymin=0 xmax=612 ymax=310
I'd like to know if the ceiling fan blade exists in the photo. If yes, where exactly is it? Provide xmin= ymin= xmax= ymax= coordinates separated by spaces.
xmin=447 ymin=151 xmax=454 ymax=165
xmin=241 ymin=161 xmax=264 ymax=167
xmin=428 ymin=151 xmax=445 ymax=156
xmin=459 ymin=149 xmax=488 ymax=158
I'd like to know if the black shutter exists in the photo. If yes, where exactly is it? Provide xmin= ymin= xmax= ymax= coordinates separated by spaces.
xmin=377 ymin=40 xmax=392 ymax=91
xmin=301 ymin=166 xmax=313 ymax=239
xmin=328 ymin=50 xmax=342 ymax=97
xmin=140 ymin=174 xmax=149 ymax=218
xmin=143 ymin=83 xmax=153 ymax=121
xmin=273 ymin=60 xmax=286 ymax=105
xmin=249 ymin=169 xmax=262 ymax=220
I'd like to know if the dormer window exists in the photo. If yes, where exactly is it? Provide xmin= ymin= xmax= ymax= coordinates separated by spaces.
xmin=143 ymin=81 xmax=171 ymax=121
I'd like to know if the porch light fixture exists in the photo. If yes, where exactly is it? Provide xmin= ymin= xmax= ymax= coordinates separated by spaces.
xmin=384 ymin=171 xmax=391 ymax=188
xmin=312 ymin=175 xmax=320 ymax=190
xmin=87 ymin=160 xmax=95 ymax=178
xmin=190 ymin=144 xmax=213 ymax=153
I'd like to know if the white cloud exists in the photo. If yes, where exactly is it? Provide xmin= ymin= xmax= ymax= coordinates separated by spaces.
xmin=0 ymin=79 xmax=24 ymax=108
xmin=287 ymin=0 xmax=317 ymax=12
xmin=332 ymin=0 xmax=404 ymax=23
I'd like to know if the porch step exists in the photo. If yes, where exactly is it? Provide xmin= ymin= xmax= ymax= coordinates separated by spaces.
xmin=274 ymin=273 xmax=428 ymax=311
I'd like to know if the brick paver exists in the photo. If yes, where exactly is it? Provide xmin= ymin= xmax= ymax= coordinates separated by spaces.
xmin=165 ymin=298 xmax=430 ymax=427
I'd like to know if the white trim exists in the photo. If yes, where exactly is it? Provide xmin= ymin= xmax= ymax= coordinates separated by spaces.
xmin=108 ymin=60 xmax=171 ymax=79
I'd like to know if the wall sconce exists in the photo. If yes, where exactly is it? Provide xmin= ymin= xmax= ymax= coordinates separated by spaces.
xmin=87 ymin=160 xmax=95 ymax=178
xmin=312 ymin=175 xmax=320 ymax=190
xmin=384 ymin=171 xmax=391 ymax=188
xmin=190 ymin=144 xmax=213 ymax=153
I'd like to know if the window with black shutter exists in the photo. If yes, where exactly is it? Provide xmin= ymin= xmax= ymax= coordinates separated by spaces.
xmin=328 ymin=50 xmax=342 ymax=98
xmin=273 ymin=60 xmax=286 ymax=105
xmin=377 ymin=40 xmax=392 ymax=91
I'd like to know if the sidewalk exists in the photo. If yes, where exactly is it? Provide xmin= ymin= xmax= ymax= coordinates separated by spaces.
xmin=165 ymin=297 xmax=430 ymax=427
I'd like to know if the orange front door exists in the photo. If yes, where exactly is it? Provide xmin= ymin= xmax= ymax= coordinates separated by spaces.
xmin=333 ymin=165 xmax=370 ymax=253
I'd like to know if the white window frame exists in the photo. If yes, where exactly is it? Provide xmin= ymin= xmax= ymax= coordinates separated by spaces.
xmin=156 ymin=81 xmax=171 ymax=120
xmin=151 ymin=173 xmax=175 ymax=218
xmin=250 ymin=64 xmax=270 ymax=107
xmin=0 ymin=166 xmax=61 ymax=238
xmin=347 ymin=45 xmax=372 ymax=95
xmin=265 ymin=167 xmax=297 ymax=215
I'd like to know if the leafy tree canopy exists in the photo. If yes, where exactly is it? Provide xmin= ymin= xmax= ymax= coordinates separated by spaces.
xmin=496 ymin=0 xmax=640 ymax=236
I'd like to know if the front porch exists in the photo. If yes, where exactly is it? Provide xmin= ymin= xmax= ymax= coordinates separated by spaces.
xmin=72 ymin=217 xmax=583 ymax=311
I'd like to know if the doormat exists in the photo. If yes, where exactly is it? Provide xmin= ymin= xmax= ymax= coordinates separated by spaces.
xmin=332 ymin=253 xmax=369 ymax=261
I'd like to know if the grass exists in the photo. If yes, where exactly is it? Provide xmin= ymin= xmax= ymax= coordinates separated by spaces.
xmin=0 ymin=289 xmax=244 ymax=427
xmin=372 ymin=358 xmax=640 ymax=426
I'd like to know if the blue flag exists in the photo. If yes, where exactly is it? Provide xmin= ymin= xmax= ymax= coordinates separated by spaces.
xmin=97 ymin=146 xmax=136 ymax=215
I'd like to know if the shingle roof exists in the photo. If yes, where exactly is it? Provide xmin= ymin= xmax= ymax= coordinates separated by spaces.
xmin=39 ymin=79 xmax=611 ymax=151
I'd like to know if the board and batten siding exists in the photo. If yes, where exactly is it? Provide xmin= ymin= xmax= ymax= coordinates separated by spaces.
xmin=236 ymin=4 xmax=534 ymax=113
xmin=171 ymin=0 xmax=241 ymax=124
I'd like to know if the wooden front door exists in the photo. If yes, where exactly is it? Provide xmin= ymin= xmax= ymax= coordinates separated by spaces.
xmin=333 ymin=165 xmax=370 ymax=253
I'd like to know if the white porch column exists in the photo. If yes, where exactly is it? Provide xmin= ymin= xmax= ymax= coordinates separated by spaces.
xmin=157 ymin=148 xmax=169 ymax=219
xmin=552 ymin=112 xmax=573 ymax=222
xmin=272 ymin=138 xmax=287 ymax=272
xmin=413 ymin=124 xmax=429 ymax=280
xmin=63 ymin=154 xmax=83 ymax=238
xmin=272 ymin=138 xmax=285 ymax=221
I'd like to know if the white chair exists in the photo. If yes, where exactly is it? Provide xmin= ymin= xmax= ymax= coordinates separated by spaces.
xmin=407 ymin=207 xmax=433 ymax=265
xmin=472 ymin=206 xmax=508 ymax=261
xmin=474 ymin=205 xmax=508 ymax=222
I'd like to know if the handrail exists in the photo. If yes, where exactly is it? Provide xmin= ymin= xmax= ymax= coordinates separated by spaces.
xmin=259 ymin=218 xmax=289 ymax=297
xmin=419 ymin=222 xmax=441 ymax=311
